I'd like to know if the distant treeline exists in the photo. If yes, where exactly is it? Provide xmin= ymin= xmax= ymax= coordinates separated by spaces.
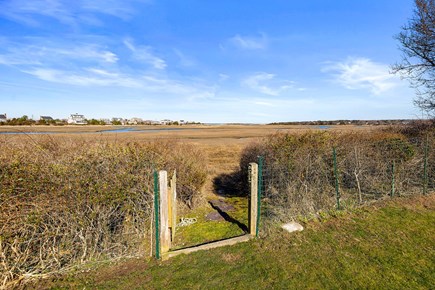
xmin=0 ymin=115 xmax=201 ymax=126
xmin=269 ymin=119 xmax=425 ymax=126
xmin=0 ymin=115 xmax=65 ymax=126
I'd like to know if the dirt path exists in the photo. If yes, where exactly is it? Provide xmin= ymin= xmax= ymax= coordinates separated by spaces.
xmin=199 ymin=143 xmax=245 ymax=199
xmin=170 ymin=141 xmax=251 ymax=248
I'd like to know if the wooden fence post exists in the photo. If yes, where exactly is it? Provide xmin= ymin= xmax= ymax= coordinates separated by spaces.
xmin=169 ymin=170 xmax=177 ymax=242
xmin=249 ymin=163 xmax=259 ymax=236
xmin=159 ymin=170 xmax=171 ymax=253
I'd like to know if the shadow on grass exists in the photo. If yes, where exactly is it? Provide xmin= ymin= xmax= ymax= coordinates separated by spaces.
xmin=208 ymin=201 xmax=248 ymax=233
xmin=213 ymin=170 xmax=248 ymax=197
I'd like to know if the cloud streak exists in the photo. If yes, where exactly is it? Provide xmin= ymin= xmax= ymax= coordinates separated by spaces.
xmin=0 ymin=0 xmax=150 ymax=27
xmin=124 ymin=39 xmax=167 ymax=70
xmin=242 ymin=72 xmax=293 ymax=96
xmin=24 ymin=68 xmax=142 ymax=87
xmin=0 ymin=37 xmax=213 ymax=101
xmin=226 ymin=33 xmax=268 ymax=50
xmin=322 ymin=57 xmax=399 ymax=95
xmin=22 ymin=66 xmax=217 ymax=104
xmin=0 ymin=41 xmax=118 ymax=66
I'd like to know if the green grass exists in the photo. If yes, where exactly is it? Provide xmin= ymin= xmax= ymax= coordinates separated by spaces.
xmin=40 ymin=195 xmax=435 ymax=289
xmin=172 ymin=197 xmax=249 ymax=249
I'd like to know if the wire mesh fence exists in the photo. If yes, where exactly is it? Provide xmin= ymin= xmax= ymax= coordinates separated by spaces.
xmin=247 ymin=132 xmax=434 ymax=222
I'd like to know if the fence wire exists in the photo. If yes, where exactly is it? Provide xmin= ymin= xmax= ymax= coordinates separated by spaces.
xmin=256 ymin=133 xmax=434 ymax=222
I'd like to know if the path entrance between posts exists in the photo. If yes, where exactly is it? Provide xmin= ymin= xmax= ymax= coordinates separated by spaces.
xmin=152 ymin=156 xmax=263 ymax=260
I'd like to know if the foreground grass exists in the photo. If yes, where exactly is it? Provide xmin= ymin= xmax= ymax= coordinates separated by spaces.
xmin=40 ymin=195 xmax=434 ymax=289
xmin=172 ymin=197 xmax=249 ymax=249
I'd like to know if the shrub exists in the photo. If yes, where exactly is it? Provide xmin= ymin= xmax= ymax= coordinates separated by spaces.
xmin=240 ymin=130 xmax=433 ymax=222
xmin=0 ymin=136 xmax=207 ymax=287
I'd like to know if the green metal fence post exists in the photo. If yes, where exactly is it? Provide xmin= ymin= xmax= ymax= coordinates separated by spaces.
xmin=333 ymin=147 xmax=340 ymax=210
xmin=391 ymin=160 xmax=395 ymax=197
xmin=423 ymin=135 xmax=429 ymax=195
xmin=153 ymin=171 xmax=160 ymax=260
xmin=256 ymin=156 xmax=263 ymax=238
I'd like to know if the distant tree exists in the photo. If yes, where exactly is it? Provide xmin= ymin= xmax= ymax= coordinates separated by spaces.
xmin=36 ymin=119 xmax=47 ymax=125
xmin=392 ymin=0 xmax=435 ymax=116
xmin=87 ymin=119 xmax=105 ymax=125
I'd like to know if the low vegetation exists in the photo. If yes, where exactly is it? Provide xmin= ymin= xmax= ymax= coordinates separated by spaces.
xmin=1 ymin=123 xmax=433 ymax=288
xmin=0 ymin=136 xmax=207 ymax=288
xmin=240 ymin=125 xmax=434 ymax=221
xmin=44 ymin=195 xmax=435 ymax=289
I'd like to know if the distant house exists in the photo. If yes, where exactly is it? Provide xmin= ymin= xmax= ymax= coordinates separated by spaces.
xmin=111 ymin=117 xmax=125 ymax=125
xmin=40 ymin=116 xmax=54 ymax=121
xmin=100 ymin=118 xmax=111 ymax=125
xmin=0 ymin=113 xmax=6 ymax=123
xmin=68 ymin=113 xmax=86 ymax=125
xmin=143 ymin=120 xmax=159 ymax=125
xmin=160 ymin=119 xmax=172 ymax=125
xmin=128 ymin=117 xmax=143 ymax=125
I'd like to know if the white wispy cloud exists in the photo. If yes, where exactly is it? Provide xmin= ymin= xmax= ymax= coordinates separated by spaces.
xmin=226 ymin=33 xmax=268 ymax=50
xmin=81 ymin=0 xmax=150 ymax=20
xmin=322 ymin=57 xmax=399 ymax=95
xmin=141 ymin=76 xmax=195 ymax=94
xmin=0 ymin=36 xmax=215 ymax=102
xmin=23 ymin=67 xmax=217 ymax=102
xmin=124 ymin=39 xmax=167 ymax=70
xmin=0 ymin=0 xmax=74 ymax=26
xmin=0 ymin=0 xmax=150 ymax=27
xmin=173 ymin=49 xmax=196 ymax=67
xmin=86 ymin=68 xmax=120 ymax=77
xmin=219 ymin=73 xmax=229 ymax=81
xmin=0 ymin=42 xmax=118 ymax=66
xmin=242 ymin=72 xmax=294 ymax=96
xmin=25 ymin=68 xmax=142 ymax=87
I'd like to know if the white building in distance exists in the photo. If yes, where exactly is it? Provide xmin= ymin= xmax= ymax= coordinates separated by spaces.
xmin=68 ymin=113 xmax=86 ymax=125
xmin=128 ymin=117 xmax=143 ymax=125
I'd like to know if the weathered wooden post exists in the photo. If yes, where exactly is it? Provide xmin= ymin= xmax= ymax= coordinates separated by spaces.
xmin=249 ymin=163 xmax=259 ymax=236
xmin=169 ymin=170 xmax=177 ymax=242
xmin=159 ymin=170 xmax=171 ymax=253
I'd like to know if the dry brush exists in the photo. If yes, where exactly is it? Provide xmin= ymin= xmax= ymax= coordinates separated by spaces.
xmin=240 ymin=126 xmax=434 ymax=222
xmin=0 ymin=136 xmax=207 ymax=288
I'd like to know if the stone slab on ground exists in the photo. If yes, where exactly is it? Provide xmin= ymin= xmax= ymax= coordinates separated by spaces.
xmin=209 ymin=199 xmax=235 ymax=212
xmin=205 ymin=212 xmax=225 ymax=221
xmin=282 ymin=222 xmax=304 ymax=233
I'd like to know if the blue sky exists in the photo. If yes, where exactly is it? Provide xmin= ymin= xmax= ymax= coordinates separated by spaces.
xmin=0 ymin=0 xmax=421 ymax=123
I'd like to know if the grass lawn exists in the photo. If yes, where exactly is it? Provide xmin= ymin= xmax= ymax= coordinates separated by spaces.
xmin=37 ymin=194 xmax=434 ymax=289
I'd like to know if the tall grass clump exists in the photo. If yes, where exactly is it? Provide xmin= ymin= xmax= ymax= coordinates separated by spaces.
xmin=241 ymin=128 xmax=434 ymax=222
xmin=0 ymin=136 xmax=207 ymax=288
